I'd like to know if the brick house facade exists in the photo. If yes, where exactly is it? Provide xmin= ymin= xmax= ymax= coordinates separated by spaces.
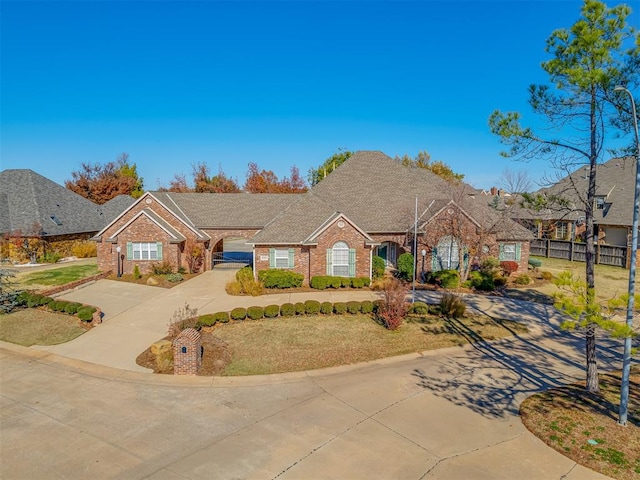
xmin=94 ymin=151 xmax=533 ymax=283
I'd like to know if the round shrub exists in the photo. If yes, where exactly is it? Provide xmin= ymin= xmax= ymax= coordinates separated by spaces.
xmin=166 ymin=273 xmax=184 ymax=283
xmin=40 ymin=296 xmax=54 ymax=306
xmin=372 ymin=255 xmax=385 ymax=279
xmin=51 ymin=300 xmax=69 ymax=312
xmin=351 ymin=277 xmax=364 ymax=288
xmin=500 ymin=261 xmax=519 ymax=276
xmin=440 ymin=293 xmax=466 ymax=318
xmin=320 ymin=301 xmax=333 ymax=315
xmin=361 ymin=277 xmax=371 ymax=287
xmin=247 ymin=306 xmax=264 ymax=320
xmin=310 ymin=276 xmax=329 ymax=290
xmin=409 ymin=301 xmax=429 ymax=315
xmin=280 ymin=303 xmax=295 ymax=317
xmin=346 ymin=301 xmax=361 ymax=314
xmin=64 ymin=302 xmax=82 ymax=315
xmin=541 ymin=271 xmax=553 ymax=280
xmin=264 ymin=305 xmax=280 ymax=318
xmin=294 ymin=302 xmax=306 ymax=315
xmin=437 ymin=270 xmax=460 ymax=289
xmin=515 ymin=274 xmax=531 ymax=285
xmin=360 ymin=300 xmax=374 ymax=314
xmin=304 ymin=300 xmax=321 ymax=315
xmin=196 ymin=314 xmax=217 ymax=328
xmin=258 ymin=269 xmax=304 ymax=289
xmin=213 ymin=311 xmax=230 ymax=323
xmin=468 ymin=271 xmax=495 ymax=291
xmin=333 ymin=302 xmax=347 ymax=314
xmin=340 ymin=277 xmax=351 ymax=288
xmin=26 ymin=294 xmax=44 ymax=308
xmin=77 ymin=306 xmax=97 ymax=322
xmin=230 ymin=307 xmax=247 ymax=320
xmin=329 ymin=277 xmax=342 ymax=289
xmin=528 ymin=258 xmax=542 ymax=268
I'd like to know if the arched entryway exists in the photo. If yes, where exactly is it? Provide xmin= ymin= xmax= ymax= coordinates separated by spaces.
xmin=211 ymin=237 xmax=253 ymax=268
xmin=374 ymin=241 xmax=402 ymax=268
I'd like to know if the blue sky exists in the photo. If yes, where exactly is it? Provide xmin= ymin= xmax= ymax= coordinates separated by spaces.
xmin=1 ymin=0 xmax=636 ymax=191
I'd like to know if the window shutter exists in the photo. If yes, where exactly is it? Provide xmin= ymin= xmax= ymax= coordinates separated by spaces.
xmin=431 ymin=247 xmax=438 ymax=271
xmin=269 ymin=248 xmax=275 ymax=268
xmin=126 ymin=242 xmax=133 ymax=260
xmin=157 ymin=242 xmax=163 ymax=260
xmin=348 ymin=248 xmax=356 ymax=277
xmin=515 ymin=243 xmax=521 ymax=261
xmin=288 ymin=248 xmax=294 ymax=268
xmin=498 ymin=243 xmax=505 ymax=261
xmin=326 ymin=249 xmax=332 ymax=275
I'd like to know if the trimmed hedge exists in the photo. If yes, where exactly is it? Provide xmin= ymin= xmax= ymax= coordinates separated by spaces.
xmin=264 ymin=305 xmax=280 ymax=318
xmin=295 ymin=302 xmax=306 ymax=315
xmin=197 ymin=314 xmax=217 ymax=328
xmin=528 ymin=258 xmax=542 ymax=268
xmin=372 ymin=255 xmax=385 ymax=279
xmin=304 ymin=300 xmax=321 ymax=315
xmin=213 ymin=311 xmax=230 ymax=323
xmin=361 ymin=300 xmax=374 ymax=314
xmin=310 ymin=275 xmax=371 ymax=289
xmin=247 ymin=306 xmax=264 ymax=320
xmin=346 ymin=301 xmax=361 ymax=314
xmin=320 ymin=301 xmax=333 ymax=315
xmin=64 ymin=302 xmax=82 ymax=315
xmin=280 ymin=303 xmax=295 ymax=316
xmin=230 ymin=307 xmax=247 ymax=320
xmin=77 ymin=306 xmax=97 ymax=322
xmin=409 ymin=301 xmax=429 ymax=315
xmin=258 ymin=269 xmax=304 ymax=289
xmin=333 ymin=302 xmax=347 ymax=314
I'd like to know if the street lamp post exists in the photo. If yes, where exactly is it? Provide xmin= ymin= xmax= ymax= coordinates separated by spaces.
xmin=614 ymin=85 xmax=640 ymax=427
xmin=421 ymin=249 xmax=426 ymax=282
xmin=116 ymin=246 xmax=122 ymax=278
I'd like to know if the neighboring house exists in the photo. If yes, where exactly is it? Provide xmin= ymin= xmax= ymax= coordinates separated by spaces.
xmin=515 ymin=156 xmax=638 ymax=268
xmin=0 ymin=169 xmax=135 ymax=261
xmin=93 ymin=151 xmax=533 ymax=282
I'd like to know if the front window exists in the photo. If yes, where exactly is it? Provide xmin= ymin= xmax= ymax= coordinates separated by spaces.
xmin=436 ymin=236 xmax=459 ymax=270
xmin=555 ymin=222 xmax=568 ymax=240
xmin=274 ymin=249 xmax=289 ymax=269
xmin=332 ymin=241 xmax=350 ymax=277
xmin=133 ymin=242 xmax=158 ymax=261
xmin=500 ymin=244 xmax=516 ymax=261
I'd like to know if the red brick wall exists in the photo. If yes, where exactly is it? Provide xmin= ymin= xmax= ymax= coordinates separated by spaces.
xmin=173 ymin=329 xmax=202 ymax=375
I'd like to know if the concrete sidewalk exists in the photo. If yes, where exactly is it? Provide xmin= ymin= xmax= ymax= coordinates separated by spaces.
xmin=36 ymin=270 xmax=380 ymax=372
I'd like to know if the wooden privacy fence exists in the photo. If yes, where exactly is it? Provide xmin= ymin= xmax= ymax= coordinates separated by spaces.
xmin=531 ymin=239 xmax=628 ymax=268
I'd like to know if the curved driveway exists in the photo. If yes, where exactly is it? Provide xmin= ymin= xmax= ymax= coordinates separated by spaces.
xmin=1 ymin=271 xmax=629 ymax=479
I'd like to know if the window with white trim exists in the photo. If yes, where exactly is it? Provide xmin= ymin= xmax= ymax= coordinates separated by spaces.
xmin=274 ymin=249 xmax=289 ymax=269
xmin=555 ymin=222 xmax=568 ymax=240
xmin=133 ymin=242 xmax=159 ymax=261
xmin=332 ymin=241 xmax=350 ymax=277
xmin=500 ymin=244 xmax=516 ymax=261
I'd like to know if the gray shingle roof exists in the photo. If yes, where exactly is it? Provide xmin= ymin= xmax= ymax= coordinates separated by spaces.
xmin=527 ymin=156 xmax=637 ymax=226
xmin=99 ymin=195 xmax=136 ymax=224
xmin=0 ymin=169 xmax=107 ymax=237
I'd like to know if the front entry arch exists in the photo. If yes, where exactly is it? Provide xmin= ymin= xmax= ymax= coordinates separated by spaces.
xmin=375 ymin=241 xmax=401 ymax=267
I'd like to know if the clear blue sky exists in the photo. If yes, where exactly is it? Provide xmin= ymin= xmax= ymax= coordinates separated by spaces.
xmin=1 ymin=0 xmax=636 ymax=191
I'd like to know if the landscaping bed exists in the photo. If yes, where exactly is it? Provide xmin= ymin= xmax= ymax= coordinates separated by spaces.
xmin=136 ymin=313 xmax=528 ymax=376
xmin=0 ymin=308 xmax=90 ymax=346
xmin=520 ymin=366 xmax=640 ymax=480
xmin=107 ymin=272 xmax=200 ymax=288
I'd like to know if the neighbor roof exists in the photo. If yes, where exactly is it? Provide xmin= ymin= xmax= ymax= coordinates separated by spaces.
xmin=0 ymin=169 xmax=109 ymax=237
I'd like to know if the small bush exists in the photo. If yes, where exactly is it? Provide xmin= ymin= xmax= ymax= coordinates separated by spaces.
xmin=230 ymin=307 xmax=247 ymax=320
xmin=467 ymin=271 xmax=495 ymax=291
xmin=493 ymin=275 xmax=507 ymax=287
xmin=304 ymin=300 xmax=321 ymax=315
xmin=360 ymin=300 xmax=374 ymax=314
xmin=64 ymin=302 xmax=83 ymax=315
xmin=333 ymin=302 xmax=347 ymax=314
xmin=26 ymin=294 xmax=44 ymax=308
xmin=71 ymin=241 xmax=97 ymax=258
xmin=280 ymin=303 xmax=295 ymax=316
xmin=40 ymin=296 xmax=54 ymax=306
xmin=440 ymin=293 xmax=466 ymax=318
xmin=77 ymin=306 xmax=97 ymax=322
xmin=236 ymin=267 xmax=264 ymax=296
xmin=196 ymin=314 xmax=217 ymax=328
xmin=351 ymin=277 xmax=364 ymax=288
xmin=294 ymin=302 xmax=306 ymax=315
xmin=39 ymin=252 xmax=61 ymax=264
xmin=500 ymin=261 xmax=519 ymax=276
xmin=310 ymin=276 xmax=329 ymax=289
xmin=437 ymin=270 xmax=460 ymax=289
xmin=258 ymin=269 xmax=304 ymax=289
xmin=360 ymin=277 xmax=371 ymax=287
xmin=346 ymin=301 xmax=361 ymax=314
xmin=225 ymin=281 xmax=242 ymax=295
xmin=377 ymin=277 xmax=408 ymax=330
xmin=515 ymin=273 xmax=531 ymax=285
xmin=340 ymin=277 xmax=351 ymax=288
xmin=409 ymin=301 xmax=429 ymax=315
xmin=48 ymin=300 xmax=63 ymax=312
xmin=264 ymin=305 xmax=280 ymax=318
xmin=166 ymin=273 xmax=183 ymax=283
xmin=329 ymin=276 xmax=342 ymax=289
xmin=528 ymin=258 xmax=542 ymax=268
xmin=372 ymin=255 xmax=386 ymax=279
xmin=152 ymin=261 xmax=174 ymax=275
xmin=133 ymin=265 xmax=142 ymax=279
xmin=247 ymin=306 xmax=264 ymax=320
xmin=213 ymin=311 xmax=230 ymax=323
xmin=320 ymin=301 xmax=333 ymax=315
xmin=541 ymin=270 xmax=553 ymax=280
xmin=397 ymin=252 xmax=414 ymax=281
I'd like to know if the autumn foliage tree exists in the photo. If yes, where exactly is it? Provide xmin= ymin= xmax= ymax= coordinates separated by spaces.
xmin=66 ymin=153 xmax=144 ymax=204
xmin=308 ymin=150 xmax=353 ymax=186
xmin=192 ymin=163 xmax=241 ymax=193
xmin=395 ymin=151 xmax=464 ymax=183
xmin=244 ymin=163 xmax=307 ymax=193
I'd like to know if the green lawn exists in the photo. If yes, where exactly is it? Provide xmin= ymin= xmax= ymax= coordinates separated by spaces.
xmin=19 ymin=264 xmax=99 ymax=287
xmin=0 ymin=309 xmax=87 ymax=346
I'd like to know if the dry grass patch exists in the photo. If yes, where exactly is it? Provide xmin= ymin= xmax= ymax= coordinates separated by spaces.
xmin=521 ymin=366 xmax=640 ymax=480
xmin=0 ymin=309 xmax=88 ymax=346
xmin=214 ymin=313 xmax=528 ymax=376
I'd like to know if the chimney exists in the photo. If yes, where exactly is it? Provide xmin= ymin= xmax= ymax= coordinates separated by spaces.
xmin=490 ymin=186 xmax=498 ymax=196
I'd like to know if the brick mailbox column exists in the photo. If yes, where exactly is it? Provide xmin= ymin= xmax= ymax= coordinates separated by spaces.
xmin=172 ymin=328 xmax=202 ymax=375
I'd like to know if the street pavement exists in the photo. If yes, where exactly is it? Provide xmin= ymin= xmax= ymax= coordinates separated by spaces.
xmin=0 ymin=268 xmax=631 ymax=479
